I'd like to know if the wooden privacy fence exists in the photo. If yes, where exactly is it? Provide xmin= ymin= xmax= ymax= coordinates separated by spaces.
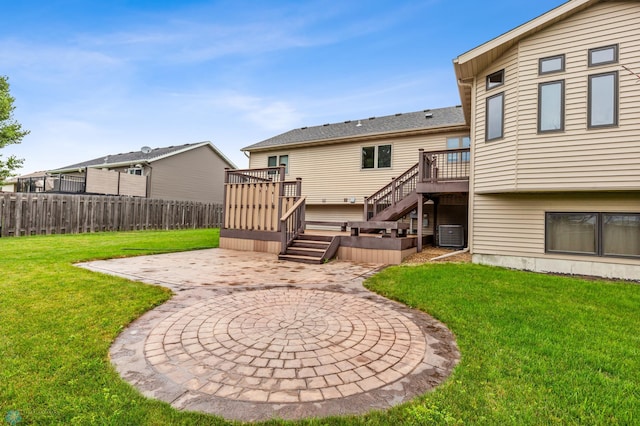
xmin=0 ymin=193 xmax=223 ymax=237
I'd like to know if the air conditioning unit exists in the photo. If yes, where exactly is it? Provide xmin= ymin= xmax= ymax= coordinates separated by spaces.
xmin=438 ymin=225 xmax=464 ymax=248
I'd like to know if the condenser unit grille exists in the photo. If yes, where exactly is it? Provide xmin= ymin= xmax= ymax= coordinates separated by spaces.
xmin=438 ymin=225 xmax=464 ymax=248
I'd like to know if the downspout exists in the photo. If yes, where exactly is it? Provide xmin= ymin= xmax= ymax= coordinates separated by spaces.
xmin=457 ymin=77 xmax=475 ymax=259
xmin=430 ymin=247 xmax=469 ymax=261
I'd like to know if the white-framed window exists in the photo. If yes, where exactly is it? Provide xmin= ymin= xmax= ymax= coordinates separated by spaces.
xmin=486 ymin=92 xmax=504 ymax=141
xmin=538 ymin=80 xmax=564 ymax=132
xmin=446 ymin=136 xmax=470 ymax=162
xmin=362 ymin=144 xmax=392 ymax=169
xmin=127 ymin=168 xmax=143 ymax=175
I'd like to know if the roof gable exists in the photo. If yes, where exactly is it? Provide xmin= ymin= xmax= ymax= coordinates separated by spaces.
xmin=243 ymin=106 xmax=466 ymax=152
xmin=453 ymin=0 xmax=602 ymax=122
xmin=50 ymin=141 xmax=236 ymax=173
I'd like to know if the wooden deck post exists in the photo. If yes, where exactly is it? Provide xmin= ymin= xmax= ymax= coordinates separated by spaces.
xmin=390 ymin=177 xmax=396 ymax=205
xmin=222 ymin=168 xmax=229 ymax=230
xmin=296 ymin=177 xmax=302 ymax=197
xmin=433 ymin=196 xmax=439 ymax=246
xmin=363 ymin=196 xmax=369 ymax=220
xmin=418 ymin=149 xmax=424 ymax=182
xmin=417 ymin=193 xmax=424 ymax=253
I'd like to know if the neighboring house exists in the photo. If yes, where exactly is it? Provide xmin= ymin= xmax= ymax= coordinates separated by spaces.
xmin=232 ymin=0 xmax=640 ymax=280
xmin=2 ymin=171 xmax=49 ymax=193
xmin=49 ymin=141 xmax=236 ymax=203
xmin=1 ymin=177 xmax=17 ymax=192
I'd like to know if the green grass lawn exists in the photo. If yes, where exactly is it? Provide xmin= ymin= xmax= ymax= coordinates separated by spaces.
xmin=1 ymin=231 xmax=639 ymax=425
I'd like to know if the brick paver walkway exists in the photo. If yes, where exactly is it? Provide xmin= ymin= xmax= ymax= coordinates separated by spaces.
xmin=81 ymin=249 xmax=459 ymax=421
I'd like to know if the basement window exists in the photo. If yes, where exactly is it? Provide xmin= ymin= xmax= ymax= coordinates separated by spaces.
xmin=546 ymin=212 xmax=640 ymax=258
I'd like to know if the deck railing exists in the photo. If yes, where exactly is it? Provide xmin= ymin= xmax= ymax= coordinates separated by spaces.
xmin=364 ymin=148 xmax=470 ymax=220
xmin=226 ymin=166 xmax=286 ymax=184
xmin=16 ymin=174 xmax=86 ymax=194
xmin=419 ymin=148 xmax=470 ymax=183
xmin=364 ymin=162 xmax=419 ymax=219
xmin=223 ymin=167 xmax=302 ymax=232
xmin=280 ymin=196 xmax=306 ymax=254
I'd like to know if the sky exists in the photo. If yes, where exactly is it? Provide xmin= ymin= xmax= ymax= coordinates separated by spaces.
xmin=2 ymin=0 xmax=566 ymax=173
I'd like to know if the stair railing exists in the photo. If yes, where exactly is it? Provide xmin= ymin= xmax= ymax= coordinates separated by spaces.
xmin=280 ymin=196 xmax=306 ymax=255
xmin=364 ymin=162 xmax=419 ymax=219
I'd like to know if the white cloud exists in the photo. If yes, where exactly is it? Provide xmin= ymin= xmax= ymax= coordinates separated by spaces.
xmin=220 ymin=93 xmax=303 ymax=131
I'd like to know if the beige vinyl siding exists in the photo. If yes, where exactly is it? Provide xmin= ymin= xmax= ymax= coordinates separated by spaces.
xmin=473 ymin=45 xmax=520 ymax=192
xmin=150 ymin=145 xmax=228 ymax=203
xmin=473 ymin=1 xmax=640 ymax=193
xmin=248 ymin=130 xmax=469 ymax=207
xmin=473 ymin=192 xmax=640 ymax=266
xmin=306 ymin=205 xmax=363 ymax=223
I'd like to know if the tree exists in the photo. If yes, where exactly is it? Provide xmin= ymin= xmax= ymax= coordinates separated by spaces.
xmin=0 ymin=76 xmax=29 ymax=183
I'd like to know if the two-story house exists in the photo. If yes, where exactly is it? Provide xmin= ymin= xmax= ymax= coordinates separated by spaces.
xmin=48 ymin=141 xmax=236 ymax=203
xmin=455 ymin=0 xmax=640 ymax=280
xmin=226 ymin=0 xmax=640 ymax=280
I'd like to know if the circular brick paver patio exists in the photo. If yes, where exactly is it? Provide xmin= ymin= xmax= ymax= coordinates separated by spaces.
xmin=92 ymin=249 xmax=459 ymax=422
xmin=146 ymin=288 xmax=427 ymax=404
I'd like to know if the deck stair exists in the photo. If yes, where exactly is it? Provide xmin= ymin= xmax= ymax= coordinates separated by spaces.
xmin=279 ymin=234 xmax=337 ymax=264
xmin=364 ymin=162 xmax=420 ymax=225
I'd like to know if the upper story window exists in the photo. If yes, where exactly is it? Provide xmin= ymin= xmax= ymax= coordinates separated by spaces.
xmin=589 ymin=44 xmax=618 ymax=67
xmin=588 ymin=71 xmax=618 ymax=128
xmin=362 ymin=144 xmax=391 ymax=169
xmin=539 ymin=54 xmax=565 ymax=75
xmin=486 ymin=92 xmax=504 ymax=141
xmin=486 ymin=69 xmax=505 ymax=90
xmin=447 ymin=136 xmax=470 ymax=162
xmin=538 ymin=80 xmax=565 ymax=132
xmin=127 ymin=168 xmax=143 ymax=175
xmin=268 ymin=154 xmax=289 ymax=174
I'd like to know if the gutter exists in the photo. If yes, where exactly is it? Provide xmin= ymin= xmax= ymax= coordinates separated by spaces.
xmin=242 ymin=124 xmax=470 ymax=153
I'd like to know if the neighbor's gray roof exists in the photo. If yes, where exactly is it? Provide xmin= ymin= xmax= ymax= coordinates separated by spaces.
xmin=243 ymin=106 xmax=466 ymax=151
xmin=50 ymin=141 xmax=236 ymax=173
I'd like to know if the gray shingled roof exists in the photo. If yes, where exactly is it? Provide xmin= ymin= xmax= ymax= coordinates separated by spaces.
xmin=243 ymin=106 xmax=466 ymax=151
xmin=50 ymin=141 xmax=235 ymax=172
